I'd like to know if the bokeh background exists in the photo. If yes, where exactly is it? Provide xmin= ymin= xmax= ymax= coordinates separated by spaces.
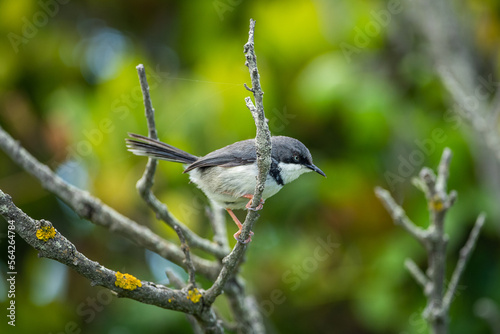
xmin=1 ymin=0 xmax=499 ymax=333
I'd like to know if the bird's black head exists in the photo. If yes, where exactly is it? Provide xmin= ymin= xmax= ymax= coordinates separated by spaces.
xmin=271 ymin=136 xmax=326 ymax=183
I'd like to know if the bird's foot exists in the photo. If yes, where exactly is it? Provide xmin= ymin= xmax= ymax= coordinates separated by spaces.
xmin=233 ymin=229 xmax=254 ymax=244
xmin=227 ymin=208 xmax=254 ymax=243
xmin=242 ymin=194 xmax=264 ymax=211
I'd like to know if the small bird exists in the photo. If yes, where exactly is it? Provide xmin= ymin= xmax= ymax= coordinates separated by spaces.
xmin=126 ymin=133 xmax=325 ymax=243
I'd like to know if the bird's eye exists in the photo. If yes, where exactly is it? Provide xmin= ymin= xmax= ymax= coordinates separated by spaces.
xmin=293 ymin=155 xmax=300 ymax=162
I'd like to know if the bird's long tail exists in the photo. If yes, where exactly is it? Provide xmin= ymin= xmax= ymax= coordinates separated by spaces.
xmin=125 ymin=133 xmax=198 ymax=164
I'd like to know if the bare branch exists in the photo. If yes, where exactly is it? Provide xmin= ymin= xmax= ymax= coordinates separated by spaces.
xmin=133 ymin=65 xmax=227 ymax=259
xmin=443 ymin=213 xmax=486 ymax=311
xmin=136 ymin=64 xmax=158 ymax=140
xmin=374 ymin=186 xmax=428 ymax=245
xmin=0 ymin=125 xmax=218 ymax=280
xmin=435 ymin=148 xmax=452 ymax=196
xmin=174 ymin=225 xmax=197 ymax=288
xmin=405 ymin=258 xmax=430 ymax=290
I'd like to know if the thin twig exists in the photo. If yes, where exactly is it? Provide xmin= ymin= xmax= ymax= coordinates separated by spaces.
xmin=134 ymin=65 xmax=227 ymax=259
xmin=405 ymin=258 xmax=430 ymax=290
xmin=435 ymin=148 xmax=452 ymax=196
xmin=374 ymin=186 xmax=429 ymax=246
xmin=136 ymin=64 xmax=158 ymax=140
xmin=174 ymin=225 xmax=197 ymax=288
xmin=419 ymin=167 xmax=437 ymax=200
xmin=443 ymin=213 xmax=486 ymax=311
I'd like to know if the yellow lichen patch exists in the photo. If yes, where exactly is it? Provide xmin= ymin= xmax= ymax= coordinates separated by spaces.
xmin=186 ymin=288 xmax=202 ymax=303
xmin=430 ymin=196 xmax=444 ymax=212
xmin=114 ymin=272 xmax=142 ymax=290
xmin=36 ymin=225 xmax=56 ymax=241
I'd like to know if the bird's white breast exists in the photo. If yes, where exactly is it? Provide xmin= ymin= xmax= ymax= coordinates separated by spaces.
xmin=187 ymin=162 xmax=312 ymax=210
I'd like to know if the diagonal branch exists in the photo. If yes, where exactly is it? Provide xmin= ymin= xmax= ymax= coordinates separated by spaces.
xmin=374 ymin=186 xmax=429 ymax=246
xmin=174 ymin=225 xmax=197 ymax=288
xmin=0 ymin=125 xmax=218 ymax=280
xmin=443 ymin=213 xmax=486 ymax=311
xmin=405 ymin=258 xmax=430 ymax=291
xmin=0 ymin=189 xmax=197 ymax=314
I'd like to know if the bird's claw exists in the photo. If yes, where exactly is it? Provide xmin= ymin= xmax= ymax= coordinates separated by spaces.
xmin=233 ymin=230 xmax=254 ymax=244
xmin=243 ymin=194 xmax=265 ymax=211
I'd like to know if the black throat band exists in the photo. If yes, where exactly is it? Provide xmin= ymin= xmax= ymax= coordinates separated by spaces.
xmin=269 ymin=161 xmax=284 ymax=186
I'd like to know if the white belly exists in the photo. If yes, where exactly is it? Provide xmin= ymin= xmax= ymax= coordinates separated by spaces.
xmin=188 ymin=164 xmax=283 ymax=210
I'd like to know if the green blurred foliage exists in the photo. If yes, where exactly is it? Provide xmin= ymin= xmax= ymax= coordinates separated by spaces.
xmin=0 ymin=0 xmax=499 ymax=333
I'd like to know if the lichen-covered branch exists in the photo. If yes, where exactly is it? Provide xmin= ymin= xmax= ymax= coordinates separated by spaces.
xmin=0 ymin=125 xmax=218 ymax=281
xmin=375 ymin=148 xmax=485 ymax=334
xmin=0 ymin=188 xmax=223 ymax=332
xmin=0 ymin=189 xmax=197 ymax=314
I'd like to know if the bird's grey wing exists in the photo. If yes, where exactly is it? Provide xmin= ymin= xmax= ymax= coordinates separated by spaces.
xmin=183 ymin=139 xmax=256 ymax=173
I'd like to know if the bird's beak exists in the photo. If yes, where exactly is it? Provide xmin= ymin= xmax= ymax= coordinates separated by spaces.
xmin=306 ymin=164 xmax=326 ymax=177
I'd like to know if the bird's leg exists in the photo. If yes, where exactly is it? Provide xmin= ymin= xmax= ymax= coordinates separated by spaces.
xmin=242 ymin=194 xmax=265 ymax=211
xmin=226 ymin=208 xmax=253 ymax=244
